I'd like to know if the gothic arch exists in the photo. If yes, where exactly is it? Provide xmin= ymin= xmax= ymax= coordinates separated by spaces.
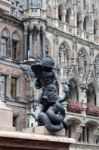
xmin=59 ymin=41 xmax=71 ymax=54
xmin=58 ymin=4 xmax=64 ymax=21
xmin=85 ymin=120 xmax=98 ymax=127
xmin=94 ymin=19 xmax=98 ymax=35
xmin=77 ymin=12 xmax=82 ymax=28
xmin=1 ymin=27 xmax=10 ymax=38
xmin=66 ymin=117 xmax=81 ymax=124
xmin=66 ymin=8 xmax=71 ymax=23
xmin=66 ymin=117 xmax=81 ymax=138
xmin=47 ymin=5 xmax=53 ymax=18
xmin=78 ymin=47 xmax=88 ymax=59
xmin=83 ymin=16 xmax=90 ymax=31
xmin=87 ymin=83 xmax=96 ymax=105
xmin=68 ymin=78 xmax=78 ymax=100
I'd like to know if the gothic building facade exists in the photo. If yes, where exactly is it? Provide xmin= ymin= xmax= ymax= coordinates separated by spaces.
xmin=0 ymin=0 xmax=99 ymax=149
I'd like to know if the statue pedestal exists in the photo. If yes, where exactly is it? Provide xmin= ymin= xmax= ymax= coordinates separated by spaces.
xmin=0 ymin=130 xmax=76 ymax=150
xmin=23 ymin=126 xmax=65 ymax=136
xmin=0 ymin=102 xmax=15 ymax=131
xmin=22 ymin=126 xmax=76 ymax=150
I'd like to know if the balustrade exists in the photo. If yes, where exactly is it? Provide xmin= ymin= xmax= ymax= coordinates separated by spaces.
xmin=47 ymin=17 xmax=99 ymax=44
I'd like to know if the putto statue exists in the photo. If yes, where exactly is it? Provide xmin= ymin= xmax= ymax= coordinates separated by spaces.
xmin=31 ymin=55 xmax=69 ymax=132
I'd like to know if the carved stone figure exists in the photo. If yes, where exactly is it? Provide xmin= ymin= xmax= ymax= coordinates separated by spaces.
xmin=31 ymin=55 xmax=69 ymax=132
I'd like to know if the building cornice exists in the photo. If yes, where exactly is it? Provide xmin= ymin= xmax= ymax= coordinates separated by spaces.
xmin=0 ymin=13 xmax=23 ymax=29
xmin=47 ymin=26 xmax=99 ymax=51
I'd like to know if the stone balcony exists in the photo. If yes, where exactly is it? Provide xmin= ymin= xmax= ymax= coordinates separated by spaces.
xmin=65 ymin=101 xmax=99 ymax=129
xmin=24 ymin=8 xmax=46 ymax=20
xmin=0 ymin=0 xmax=11 ymax=13
xmin=47 ymin=17 xmax=99 ymax=45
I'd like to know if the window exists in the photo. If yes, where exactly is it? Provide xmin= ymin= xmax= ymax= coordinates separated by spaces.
xmin=12 ymin=31 xmax=21 ymax=60
xmin=79 ymin=126 xmax=91 ymax=143
xmin=1 ymin=37 xmax=8 ymax=57
xmin=11 ymin=77 xmax=17 ymax=98
xmin=12 ymin=41 xmax=18 ymax=60
xmin=13 ymin=115 xmax=19 ymax=131
xmin=66 ymin=125 xmax=72 ymax=138
xmin=58 ymin=4 xmax=63 ymax=21
xmin=0 ymin=75 xmax=7 ymax=100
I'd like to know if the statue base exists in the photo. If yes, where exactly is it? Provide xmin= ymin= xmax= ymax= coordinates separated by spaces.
xmin=0 ymin=102 xmax=15 ymax=131
xmin=23 ymin=126 xmax=65 ymax=136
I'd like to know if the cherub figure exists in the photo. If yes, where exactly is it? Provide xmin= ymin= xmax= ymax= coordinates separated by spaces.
xmin=31 ymin=56 xmax=69 ymax=132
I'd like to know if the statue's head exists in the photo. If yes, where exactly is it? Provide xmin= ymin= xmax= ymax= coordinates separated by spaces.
xmin=31 ymin=56 xmax=56 ymax=88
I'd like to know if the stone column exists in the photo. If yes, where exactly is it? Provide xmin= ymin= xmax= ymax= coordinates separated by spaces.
xmin=37 ymin=27 xmax=40 ymax=58
xmin=53 ymin=35 xmax=58 ymax=67
xmin=29 ymin=25 xmax=33 ymax=57
xmin=72 ymin=38 xmax=77 ymax=64
xmin=40 ymin=27 xmax=46 ymax=58
xmin=6 ymin=75 xmax=11 ymax=98
xmin=24 ymin=24 xmax=28 ymax=59
xmin=16 ymin=77 xmax=20 ymax=98
xmin=43 ymin=30 xmax=46 ymax=58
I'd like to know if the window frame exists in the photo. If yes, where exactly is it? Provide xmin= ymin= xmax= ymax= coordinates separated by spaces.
xmin=11 ymin=76 xmax=17 ymax=98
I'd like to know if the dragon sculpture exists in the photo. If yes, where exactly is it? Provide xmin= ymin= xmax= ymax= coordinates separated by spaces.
xmin=31 ymin=55 xmax=69 ymax=132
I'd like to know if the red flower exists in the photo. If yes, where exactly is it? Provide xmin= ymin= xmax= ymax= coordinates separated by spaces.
xmin=87 ymin=104 xmax=99 ymax=117
xmin=67 ymin=100 xmax=83 ymax=113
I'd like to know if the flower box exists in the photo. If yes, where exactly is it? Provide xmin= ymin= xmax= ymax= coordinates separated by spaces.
xmin=86 ymin=104 xmax=99 ymax=117
xmin=67 ymin=100 xmax=83 ymax=114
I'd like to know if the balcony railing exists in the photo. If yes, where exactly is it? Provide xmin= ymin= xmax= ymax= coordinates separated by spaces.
xmin=47 ymin=17 xmax=99 ymax=44
xmin=24 ymin=8 xmax=46 ymax=19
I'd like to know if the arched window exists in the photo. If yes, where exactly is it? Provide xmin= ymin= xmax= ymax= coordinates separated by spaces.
xmin=66 ymin=119 xmax=81 ymax=139
xmin=69 ymin=79 xmax=78 ymax=100
xmin=94 ymin=20 xmax=98 ymax=35
xmin=66 ymin=8 xmax=71 ymax=23
xmin=58 ymin=4 xmax=64 ymax=21
xmin=79 ymin=122 xmax=98 ymax=143
xmin=77 ymin=12 xmax=82 ymax=28
xmin=83 ymin=16 xmax=90 ymax=31
xmin=1 ymin=28 xmax=10 ymax=58
xmin=12 ymin=31 xmax=21 ymax=60
xmin=87 ymin=84 xmax=96 ymax=105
